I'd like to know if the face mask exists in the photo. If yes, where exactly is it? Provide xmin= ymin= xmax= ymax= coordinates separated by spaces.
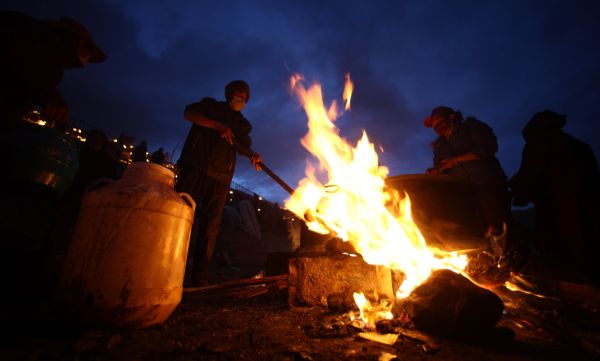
xmin=229 ymin=96 xmax=246 ymax=112
xmin=432 ymin=117 xmax=452 ymax=137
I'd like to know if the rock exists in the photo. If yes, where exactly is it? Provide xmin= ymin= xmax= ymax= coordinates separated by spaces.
xmin=288 ymin=255 xmax=393 ymax=308
xmin=326 ymin=293 xmax=356 ymax=313
xmin=401 ymin=269 xmax=504 ymax=339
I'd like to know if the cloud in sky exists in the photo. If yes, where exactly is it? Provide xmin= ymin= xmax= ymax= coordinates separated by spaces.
xmin=4 ymin=0 xmax=600 ymax=203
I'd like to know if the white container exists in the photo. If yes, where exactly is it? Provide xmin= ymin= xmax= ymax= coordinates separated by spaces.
xmin=57 ymin=162 xmax=195 ymax=328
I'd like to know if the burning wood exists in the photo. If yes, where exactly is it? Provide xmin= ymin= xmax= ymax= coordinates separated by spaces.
xmin=285 ymin=74 xmax=470 ymax=303
xmin=278 ymin=74 xmax=573 ymax=352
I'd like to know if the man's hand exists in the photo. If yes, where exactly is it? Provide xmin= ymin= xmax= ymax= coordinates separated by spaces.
xmin=439 ymin=157 xmax=459 ymax=171
xmin=250 ymin=152 xmax=263 ymax=171
xmin=440 ymin=152 xmax=479 ymax=171
xmin=218 ymin=124 xmax=234 ymax=145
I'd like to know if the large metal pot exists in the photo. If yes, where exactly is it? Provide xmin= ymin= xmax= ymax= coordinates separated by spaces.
xmin=385 ymin=174 xmax=486 ymax=251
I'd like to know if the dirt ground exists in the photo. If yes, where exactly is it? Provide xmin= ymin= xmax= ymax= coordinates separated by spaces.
xmin=1 ymin=227 xmax=598 ymax=361
xmin=1 ymin=273 xmax=599 ymax=361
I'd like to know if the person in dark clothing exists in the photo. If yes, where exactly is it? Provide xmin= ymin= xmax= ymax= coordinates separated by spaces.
xmin=131 ymin=140 xmax=148 ymax=162
xmin=0 ymin=11 xmax=106 ymax=130
xmin=509 ymin=110 xmax=600 ymax=283
xmin=424 ymin=106 xmax=510 ymax=255
xmin=0 ymin=12 xmax=106 ymax=328
xmin=176 ymin=80 xmax=262 ymax=286
xmin=71 ymin=129 xmax=119 ymax=193
xmin=150 ymin=147 xmax=165 ymax=165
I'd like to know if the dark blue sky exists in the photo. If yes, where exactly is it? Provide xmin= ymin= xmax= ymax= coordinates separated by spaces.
xmin=5 ymin=0 xmax=600 ymax=203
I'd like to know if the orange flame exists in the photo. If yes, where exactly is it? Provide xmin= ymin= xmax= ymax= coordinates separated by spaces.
xmin=504 ymin=275 xmax=547 ymax=299
xmin=285 ymin=75 xmax=468 ymax=305
xmin=343 ymin=73 xmax=353 ymax=111
xmin=350 ymin=292 xmax=393 ymax=330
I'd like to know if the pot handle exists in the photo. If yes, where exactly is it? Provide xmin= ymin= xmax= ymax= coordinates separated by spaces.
xmin=179 ymin=192 xmax=196 ymax=211
xmin=85 ymin=178 xmax=115 ymax=193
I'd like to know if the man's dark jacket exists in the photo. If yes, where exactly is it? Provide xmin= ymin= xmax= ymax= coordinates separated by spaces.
xmin=177 ymin=98 xmax=252 ymax=184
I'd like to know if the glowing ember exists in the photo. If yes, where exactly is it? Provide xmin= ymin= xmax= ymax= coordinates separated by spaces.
xmin=504 ymin=275 xmax=547 ymax=299
xmin=284 ymin=74 xmax=469 ymax=326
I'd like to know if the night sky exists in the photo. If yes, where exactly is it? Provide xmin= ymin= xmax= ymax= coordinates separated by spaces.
xmin=4 ymin=0 xmax=600 ymax=204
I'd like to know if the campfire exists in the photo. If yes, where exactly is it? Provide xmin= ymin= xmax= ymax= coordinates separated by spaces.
xmin=283 ymin=74 xmax=526 ymax=338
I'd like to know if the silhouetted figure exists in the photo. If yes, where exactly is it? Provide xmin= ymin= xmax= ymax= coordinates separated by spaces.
xmin=0 ymin=11 xmax=106 ymax=130
xmin=509 ymin=110 xmax=600 ymax=284
xmin=424 ymin=106 xmax=510 ymax=255
xmin=131 ymin=140 xmax=148 ymax=162
xmin=176 ymin=80 xmax=262 ymax=286
xmin=70 ymin=129 xmax=119 ymax=196
xmin=0 ymin=11 xmax=106 ymax=329
xmin=150 ymin=147 xmax=165 ymax=165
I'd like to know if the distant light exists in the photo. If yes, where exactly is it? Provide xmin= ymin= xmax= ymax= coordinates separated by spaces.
xmin=113 ymin=139 xmax=117 ymax=143
xmin=257 ymin=208 xmax=261 ymax=212
xmin=258 ymin=196 xmax=263 ymax=201
xmin=229 ymin=190 xmax=234 ymax=194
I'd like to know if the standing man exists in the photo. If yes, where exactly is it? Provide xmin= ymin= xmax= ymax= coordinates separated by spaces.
xmin=176 ymin=80 xmax=262 ymax=286
xmin=424 ymin=106 xmax=510 ymax=255
xmin=509 ymin=110 xmax=599 ymax=284
xmin=150 ymin=147 xmax=166 ymax=165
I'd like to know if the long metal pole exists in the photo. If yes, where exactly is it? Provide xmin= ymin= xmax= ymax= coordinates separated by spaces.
xmin=233 ymin=141 xmax=295 ymax=195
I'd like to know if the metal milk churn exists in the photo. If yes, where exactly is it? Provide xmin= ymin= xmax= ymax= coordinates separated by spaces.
xmin=56 ymin=162 xmax=195 ymax=328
